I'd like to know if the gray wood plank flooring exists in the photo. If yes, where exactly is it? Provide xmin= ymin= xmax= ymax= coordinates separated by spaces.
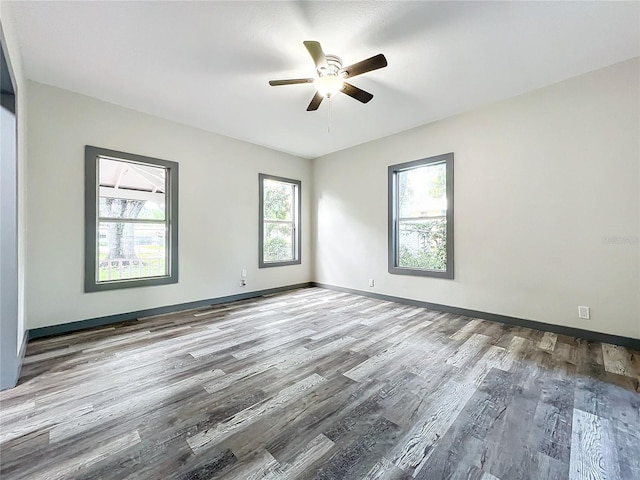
xmin=1 ymin=287 xmax=639 ymax=479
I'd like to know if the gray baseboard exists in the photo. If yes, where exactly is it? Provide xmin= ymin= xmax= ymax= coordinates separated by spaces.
xmin=29 ymin=282 xmax=313 ymax=340
xmin=26 ymin=281 xmax=640 ymax=351
xmin=312 ymin=282 xmax=640 ymax=351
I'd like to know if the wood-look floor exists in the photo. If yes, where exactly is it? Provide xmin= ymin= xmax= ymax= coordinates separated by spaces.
xmin=1 ymin=287 xmax=639 ymax=480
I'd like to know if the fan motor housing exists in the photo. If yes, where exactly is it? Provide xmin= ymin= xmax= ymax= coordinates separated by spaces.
xmin=318 ymin=54 xmax=343 ymax=77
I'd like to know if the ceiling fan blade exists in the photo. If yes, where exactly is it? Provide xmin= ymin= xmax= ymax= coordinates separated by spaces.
xmin=340 ymin=53 xmax=387 ymax=79
xmin=341 ymin=82 xmax=374 ymax=103
xmin=306 ymin=91 xmax=323 ymax=111
xmin=269 ymin=78 xmax=314 ymax=86
xmin=303 ymin=41 xmax=328 ymax=70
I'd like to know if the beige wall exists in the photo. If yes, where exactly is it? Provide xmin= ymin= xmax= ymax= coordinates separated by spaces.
xmin=26 ymin=81 xmax=312 ymax=329
xmin=313 ymin=58 xmax=640 ymax=339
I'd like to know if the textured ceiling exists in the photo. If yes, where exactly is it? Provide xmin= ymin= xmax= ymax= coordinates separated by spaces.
xmin=7 ymin=1 xmax=640 ymax=158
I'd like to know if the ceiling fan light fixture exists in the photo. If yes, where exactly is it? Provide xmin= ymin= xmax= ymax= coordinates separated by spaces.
xmin=314 ymin=74 xmax=343 ymax=98
xmin=268 ymin=41 xmax=386 ymax=111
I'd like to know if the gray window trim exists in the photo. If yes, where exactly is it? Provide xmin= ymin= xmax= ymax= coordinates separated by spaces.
xmin=84 ymin=145 xmax=179 ymax=292
xmin=259 ymin=173 xmax=301 ymax=268
xmin=388 ymin=152 xmax=454 ymax=279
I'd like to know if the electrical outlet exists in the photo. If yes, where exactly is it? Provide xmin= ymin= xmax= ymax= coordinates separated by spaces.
xmin=240 ymin=279 xmax=246 ymax=287
xmin=578 ymin=306 xmax=590 ymax=319
xmin=368 ymin=279 xmax=375 ymax=288
xmin=241 ymin=269 xmax=247 ymax=278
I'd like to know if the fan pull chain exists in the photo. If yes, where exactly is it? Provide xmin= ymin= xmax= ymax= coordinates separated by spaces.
xmin=327 ymin=96 xmax=332 ymax=133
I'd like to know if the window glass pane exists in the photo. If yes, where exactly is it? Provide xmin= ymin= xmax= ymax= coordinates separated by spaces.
xmin=99 ymin=157 xmax=166 ymax=220
xmin=263 ymin=222 xmax=293 ymax=262
xmin=263 ymin=179 xmax=293 ymax=221
xmin=398 ymin=162 xmax=447 ymax=218
xmin=398 ymin=218 xmax=447 ymax=271
xmin=98 ymin=222 xmax=167 ymax=281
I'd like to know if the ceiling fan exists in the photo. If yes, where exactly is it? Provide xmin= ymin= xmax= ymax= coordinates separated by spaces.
xmin=269 ymin=41 xmax=387 ymax=111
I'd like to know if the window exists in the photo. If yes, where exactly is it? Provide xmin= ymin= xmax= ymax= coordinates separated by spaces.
xmin=259 ymin=174 xmax=301 ymax=267
xmin=85 ymin=146 xmax=178 ymax=292
xmin=388 ymin=153 xmax=454 ymax=278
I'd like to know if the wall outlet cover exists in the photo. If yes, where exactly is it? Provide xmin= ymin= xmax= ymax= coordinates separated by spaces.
xmin=578 ymin=306 xmax=590 ymax=319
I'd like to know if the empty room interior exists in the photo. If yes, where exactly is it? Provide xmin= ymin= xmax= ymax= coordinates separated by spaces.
xmin=1 ymin=1 xmax=639 ymax=479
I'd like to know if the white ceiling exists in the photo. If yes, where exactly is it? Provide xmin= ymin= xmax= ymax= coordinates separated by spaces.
xmin=7 ymin=1 xmax=640 ymax=159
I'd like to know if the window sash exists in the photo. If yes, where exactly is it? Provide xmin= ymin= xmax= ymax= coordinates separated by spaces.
xmin=394 ymin=175 xmax=448 ymax=272
xmin=96 ymin=159 xmax=171 ymax=283
xmin=95 ymin=185 xmax=171 ymax=283
xmin=397 ymin=215 xmax=446 ymax=221
xmin=263 ymin=220 xmax=295 ymax=262
xmin=263 ymin=182 xmax=295 ymax=222
xmin=97 ymin=217 xmax=167 ymax=224
xmin=395 ymin=217 xmax=448 ymax=271
xmin=263 ymin=219 xmax=296 ymax=225
xmin=95 ymin=221 xmax=169 ymax=282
